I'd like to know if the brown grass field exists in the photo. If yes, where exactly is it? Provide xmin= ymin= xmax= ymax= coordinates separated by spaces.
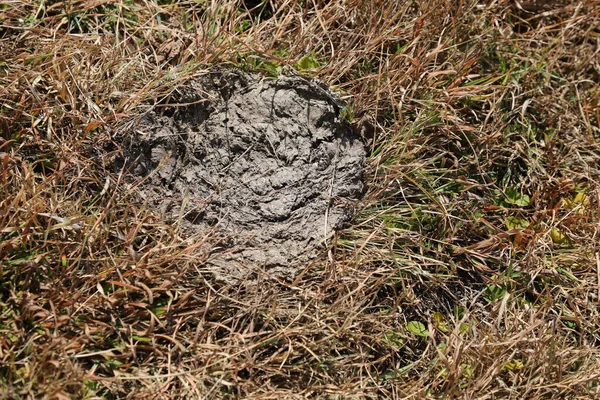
xmin=1 ymin=0 xmax=600 ymax=398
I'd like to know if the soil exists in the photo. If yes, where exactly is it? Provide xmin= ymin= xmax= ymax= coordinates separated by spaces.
xmin=115 ymin=69 xmax=366 ymax=280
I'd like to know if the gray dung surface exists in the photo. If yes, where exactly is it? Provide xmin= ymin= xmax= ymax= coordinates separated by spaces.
xmin=119 ymin=69 xmax=365 ymax=279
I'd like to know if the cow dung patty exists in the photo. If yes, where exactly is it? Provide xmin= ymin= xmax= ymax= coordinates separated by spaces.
xmin=115 ymin=69 xmax=366 ymax=281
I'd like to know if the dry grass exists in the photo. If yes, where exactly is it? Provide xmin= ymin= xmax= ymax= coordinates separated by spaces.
xmin=1 ymin=0 xmax=600 ymax=398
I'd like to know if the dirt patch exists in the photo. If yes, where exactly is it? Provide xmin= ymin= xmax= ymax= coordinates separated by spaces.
xmin=115 ymin=69 xmax=365 ymax=280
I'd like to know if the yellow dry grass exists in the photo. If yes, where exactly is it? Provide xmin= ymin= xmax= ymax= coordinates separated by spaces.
xmin=1 ymin=0 xmax=599 ymax=398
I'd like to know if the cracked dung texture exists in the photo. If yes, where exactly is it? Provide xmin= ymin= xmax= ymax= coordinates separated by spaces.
xmin=119 ymin=69 xmax=365 ymax=280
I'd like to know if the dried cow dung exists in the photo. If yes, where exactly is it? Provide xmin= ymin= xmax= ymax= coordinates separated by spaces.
xmin=116 ymin=69 xmax=365 ymax=280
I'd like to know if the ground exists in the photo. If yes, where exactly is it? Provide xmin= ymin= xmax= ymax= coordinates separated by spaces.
xmin=1 ymin=1 xmax=599 ymax=399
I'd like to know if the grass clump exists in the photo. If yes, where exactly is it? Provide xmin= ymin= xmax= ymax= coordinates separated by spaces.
xmin=1 ymin=0 xmax=600 ymax=398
